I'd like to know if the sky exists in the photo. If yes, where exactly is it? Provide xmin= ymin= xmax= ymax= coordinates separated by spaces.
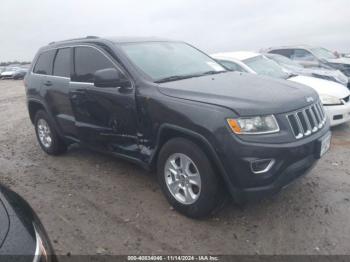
xmin=0 ymin=0 xmax=349 ymax=61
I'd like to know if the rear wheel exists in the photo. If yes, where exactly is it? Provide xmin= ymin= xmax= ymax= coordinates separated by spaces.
xmin=157 ymin=138 xmax=225 ymax=218
xmin=34 ymin=110 xmax=67 ymax=155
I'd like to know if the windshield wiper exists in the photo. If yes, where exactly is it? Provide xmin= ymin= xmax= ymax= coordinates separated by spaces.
xmin=155 ymin=70 xmax=227 ymax=83
xmin=155 ymin=74 xmax=200 ymax=83
xmin=200 ymin=70 xmax=227 ymax=76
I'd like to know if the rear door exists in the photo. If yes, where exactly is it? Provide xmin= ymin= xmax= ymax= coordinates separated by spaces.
xmin=69 ymin=46 xmax=139 ymax=157
xmin=31 ymin=49 xmax=56 ymax=100
xmin=48 ymin=47 xmax=78 ymax=138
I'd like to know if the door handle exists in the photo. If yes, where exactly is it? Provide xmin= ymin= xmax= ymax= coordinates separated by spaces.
xmin=44 ymin=80 xmax=52 ymax=87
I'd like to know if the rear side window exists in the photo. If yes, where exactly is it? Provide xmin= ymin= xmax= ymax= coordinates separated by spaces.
xmin=53 ymin=48 xmax=71 ymax=78
xmin=269 ymin=49 xmax=294 ymax=58
xmin=73 ymin=46 xmax=114 ymax=83
xmin=33 ymin=50 xmax=55 ymax=75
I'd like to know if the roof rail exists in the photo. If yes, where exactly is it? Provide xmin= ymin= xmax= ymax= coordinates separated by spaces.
xmin=49 ymin=36 xmax=99 ymax=45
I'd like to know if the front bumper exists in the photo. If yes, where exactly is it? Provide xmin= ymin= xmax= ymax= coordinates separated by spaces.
xmin=239 ymin=154 xmax=317 ymax=202
xmin=216 ymin=125 xmax=330 ymax=203
xmin=324 ymin=102 xmax=350 ymax=126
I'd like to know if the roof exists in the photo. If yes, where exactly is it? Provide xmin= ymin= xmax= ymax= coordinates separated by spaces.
xmin=267 ymin=44 xmax=317 ymax=51
xmin=105 ymin=36 xmax=174 ymax=44
xmin=211 ymin=51 xmax=261 ymax=61
xmin=48 ymin=36 xmax=175 ymax=46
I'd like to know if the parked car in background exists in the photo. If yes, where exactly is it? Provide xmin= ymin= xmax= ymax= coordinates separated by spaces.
xmin=266 ymin=45 xmax=350 ymax=86
xmin=212 ymin=52 xmax=350 ymax=126
xmin=264 ymin=53 xmax=348 ymax=87
xmin=13 ymin=68 xmax=28 ymax=80
xmin=0 ymin=185 xmax=56 ymax=261
xmin=24 ymin=36 xmax=331 ymax=218
xmin=0 ymin=67 xmax=21 ymax=79
xmin=0 ymin=67 xmax=6 ymax=75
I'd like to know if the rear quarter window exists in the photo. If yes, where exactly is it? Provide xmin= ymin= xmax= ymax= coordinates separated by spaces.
xmin=33 ymin=50 xmax=55 ymax=75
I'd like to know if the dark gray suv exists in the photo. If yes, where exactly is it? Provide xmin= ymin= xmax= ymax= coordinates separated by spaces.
xmin=24 ymin=36 xmax=331 ymax=218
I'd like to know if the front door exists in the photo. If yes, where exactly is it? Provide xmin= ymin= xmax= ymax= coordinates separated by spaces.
xmin=69 ymin=46 xmax=140 ymax=158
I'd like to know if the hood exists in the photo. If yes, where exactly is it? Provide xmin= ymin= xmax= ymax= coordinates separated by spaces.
xmin=326 ymin=57 xmax=350 ymax=65
xmin=0 ymin=198 xmax=9 ymax=248
xmin=289 ymin=75 xmax=350 ymax=99
xmin=158 ymin=72 xmax=318 ymax=116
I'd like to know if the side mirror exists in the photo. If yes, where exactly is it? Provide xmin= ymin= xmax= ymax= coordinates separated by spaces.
xmin=93 ymin=68 xmax=131 ymax=88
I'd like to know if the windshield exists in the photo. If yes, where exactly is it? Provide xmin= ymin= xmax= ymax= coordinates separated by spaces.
xmin=120 ymin=42 xmax=226 ymax=82
xmin=244 ymin=55 xmax=289 ymax=79
xmin=311 ymin=47 xmax=337 ymax=60
xmin=266 ymin=54 xmax=303 ymax=68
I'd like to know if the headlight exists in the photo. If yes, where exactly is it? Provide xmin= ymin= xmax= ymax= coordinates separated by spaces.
xmin=33 ymin=225 xmax=49 ymax=262
xmin=227 ymin=115 xmax=279 ymax=134
xmin=319 ymin=94 xmax=342 ymax=105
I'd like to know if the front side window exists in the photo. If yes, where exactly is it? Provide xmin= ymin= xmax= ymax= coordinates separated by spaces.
xmin=120 ymin=42 xmax=226 ymax=82
xmin=291 ymin=49 xmax=315 ymax=61
xmin=73 ymin=46 xmax=114 ymax=83
xmin=33 ymin=50 xmax=55 ymax=75
xmin=53 ymin=48 xmax=71 ymax=78
xmin=244 ymin=55 xmax=289 ymax=79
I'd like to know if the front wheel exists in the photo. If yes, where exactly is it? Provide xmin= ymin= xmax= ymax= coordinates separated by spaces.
xmin=157 ymin=138 xmax=225 ymax=218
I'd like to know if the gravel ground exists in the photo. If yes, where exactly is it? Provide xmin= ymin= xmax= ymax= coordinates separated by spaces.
xmin=0 ymin=80 xmax=349 ymax=256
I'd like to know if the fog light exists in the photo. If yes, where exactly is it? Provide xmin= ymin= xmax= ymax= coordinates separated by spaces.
xmin=250 ymin=159 xmax=275 ymax=174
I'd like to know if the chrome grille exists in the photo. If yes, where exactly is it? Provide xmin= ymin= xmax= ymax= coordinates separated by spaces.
xmin=287 ymin=102 xmax=327 ymax=139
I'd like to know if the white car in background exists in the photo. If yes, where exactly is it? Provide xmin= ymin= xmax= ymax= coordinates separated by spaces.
xmin=0 ymin=67 xmax=21 ymax=79
xmin=212 ymin=51 xmax=350 ymax=127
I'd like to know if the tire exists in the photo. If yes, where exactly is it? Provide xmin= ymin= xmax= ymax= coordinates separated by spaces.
xmin=157 ymin=137 xmax=225 ymax=218
xmin=34 ymin=110 xmax=67 ymax=155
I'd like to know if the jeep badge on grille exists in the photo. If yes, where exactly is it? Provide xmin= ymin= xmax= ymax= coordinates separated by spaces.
xmin=306 ymin=97 xmax=314 ymax=103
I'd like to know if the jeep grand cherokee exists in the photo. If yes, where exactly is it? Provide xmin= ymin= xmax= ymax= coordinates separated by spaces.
xmin=24 ymin=36 xmax=331 ymax=218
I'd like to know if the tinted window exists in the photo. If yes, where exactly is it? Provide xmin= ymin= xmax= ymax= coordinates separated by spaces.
xmin=73 ymin=47 xmax=114 ymax=83
xmin=291 ymin=49 xmax=315 ymax=61
xmin=53 ymin=48 xmax=71 ymax=78
xmin=33 ymin=50 xmax=55 ymax=75
xmin=218 ymin=60 xmax=246 ymax=72
xmin=269 ymin=49 xmax=294 ymax=58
